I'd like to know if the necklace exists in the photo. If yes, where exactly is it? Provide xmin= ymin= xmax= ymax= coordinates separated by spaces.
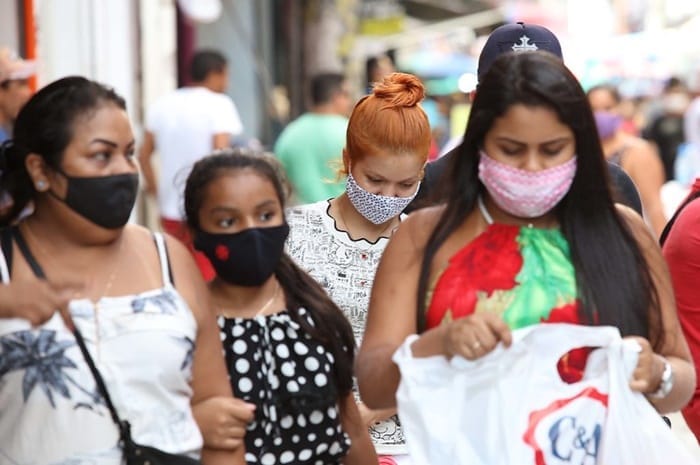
xmin=254 ymin=281 xmax=280 ymax=317
xmin=218 ymin=280 xmax=281 ymax=319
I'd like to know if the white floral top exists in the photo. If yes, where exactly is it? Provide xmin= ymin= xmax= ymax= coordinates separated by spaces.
xmin=285 ymin=200 xmax=407 ymax=455
xmin=0 ymin=233 xmax=202 ymax=465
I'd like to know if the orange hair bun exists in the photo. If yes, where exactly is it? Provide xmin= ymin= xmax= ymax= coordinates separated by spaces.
xmin=372 ymin=72 xmax=425 ymax=107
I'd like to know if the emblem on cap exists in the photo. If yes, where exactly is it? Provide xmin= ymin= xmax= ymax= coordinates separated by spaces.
xmin=512 ymin=35 xmax=538 ymax=52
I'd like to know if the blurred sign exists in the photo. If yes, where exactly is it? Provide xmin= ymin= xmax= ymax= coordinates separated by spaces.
xmin=359 ymin=0 xmax=405 ymax=35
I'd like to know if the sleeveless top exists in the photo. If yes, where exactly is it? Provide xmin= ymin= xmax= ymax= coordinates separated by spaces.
xmin=0 ymin=231 xmax=202 ymax=465
xmin=219 ymin=307 xmax=350 ymax=464
xmin=285 ymin=200 xmax=407 ymax=454
xmin=426 ymin=203 xmax=587 ymax=382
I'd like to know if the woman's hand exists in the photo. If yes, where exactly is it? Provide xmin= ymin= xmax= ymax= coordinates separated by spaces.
xmin=625 ymin=336 xmax=666 ymax=394
xmin=442 ymin=312 xmax=512 ymax=360
xmin=0 ymin=280 xmax=76 ymax=326
xmin=192 ymin=396 xmax=256 ymax=450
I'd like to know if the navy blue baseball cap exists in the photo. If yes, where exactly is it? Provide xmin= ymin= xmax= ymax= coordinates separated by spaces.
xmin=477 ymin=22 xmax=563 ymax=82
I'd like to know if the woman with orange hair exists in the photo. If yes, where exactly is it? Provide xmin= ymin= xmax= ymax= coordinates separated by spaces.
xmin=285 ymin=72 xmax=431 ymax=464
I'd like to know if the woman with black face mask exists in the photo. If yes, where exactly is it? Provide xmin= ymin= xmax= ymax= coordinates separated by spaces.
xmin=0 ymin=76 xmax=242 ymax=465
xmin=183 ymin=149 xmax=376 ymax=465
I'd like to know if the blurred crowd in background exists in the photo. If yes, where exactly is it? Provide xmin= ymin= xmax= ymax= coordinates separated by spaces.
xmin=3 ymin=1 xmax=700 ymax=463
xmin=3 ymin=0 xmax=700 ymax=227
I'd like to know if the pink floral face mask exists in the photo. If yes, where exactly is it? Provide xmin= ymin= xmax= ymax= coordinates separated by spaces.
xmin=478 ymin=151 xmax=577 ymax=218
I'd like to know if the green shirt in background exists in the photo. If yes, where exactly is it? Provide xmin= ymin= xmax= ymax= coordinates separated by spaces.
xmin=274 ymin=113 xmax=347 ymax=204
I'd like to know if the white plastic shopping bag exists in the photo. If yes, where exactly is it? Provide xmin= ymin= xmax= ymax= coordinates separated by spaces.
xmin=601 ymin=338 xmax=697 ymax=464
xmin=393 ymin=323 xmax=696 ymax=465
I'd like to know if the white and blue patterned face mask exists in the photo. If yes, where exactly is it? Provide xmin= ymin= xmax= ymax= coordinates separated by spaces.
xmin=345 ymin=172 xmax=420 ymax=224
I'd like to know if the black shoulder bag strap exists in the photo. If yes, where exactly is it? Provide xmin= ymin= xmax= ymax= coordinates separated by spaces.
xmin=12 ymin=226 xmax=46 ymax=279
xmin=72 ymin=324 xmax=133 ymax=439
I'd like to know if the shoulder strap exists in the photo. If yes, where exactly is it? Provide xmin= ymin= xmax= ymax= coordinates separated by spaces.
xmin=660 ymin=189 xmax=700 ymax=246
xmin=12 ymin=227 xmax=46 ymax=279
xmin=73 ymin=327 xmax=125 ymax=427
xmin=153 ymin=232 xmax=175 ymax=286
xmin=73 ymin=326 xmax=134 ymax=445
xmin=0 ymin=228 xmax=12 ymax=283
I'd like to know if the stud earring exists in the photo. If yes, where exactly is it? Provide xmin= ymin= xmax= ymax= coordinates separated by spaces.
xmin=36 ymin=180 xmax=46 ymax=190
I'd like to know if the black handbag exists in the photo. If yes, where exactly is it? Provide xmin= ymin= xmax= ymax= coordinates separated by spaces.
xmin=73 ymin=327 xmax=201 ymax=465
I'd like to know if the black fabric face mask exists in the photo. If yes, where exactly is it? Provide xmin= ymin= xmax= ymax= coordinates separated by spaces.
xmin=49 ymin=172 xmax=139 ymax=229
xmin=194 ymin=223 xmax=290 ymax=287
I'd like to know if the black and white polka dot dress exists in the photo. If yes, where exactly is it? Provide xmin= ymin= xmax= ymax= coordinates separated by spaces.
xmin=219 ymin=307 xmax=351 ymax=465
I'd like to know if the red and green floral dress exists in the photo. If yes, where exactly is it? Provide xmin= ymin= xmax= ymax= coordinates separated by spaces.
xmin=426 ymin=223 xmax=588 ymax=382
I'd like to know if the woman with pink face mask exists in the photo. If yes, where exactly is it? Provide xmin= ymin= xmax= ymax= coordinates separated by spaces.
xmin=356 ymin=52 xmax=695 ymax=424
xmin=587 ymin=84 xmax=667 ymax=238
xmin=285 ymin=72 xmax=431 ymax=465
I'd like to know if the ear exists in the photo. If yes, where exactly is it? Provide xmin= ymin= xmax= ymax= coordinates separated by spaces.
xmin=25 ymin=153 xmax=52 ymax=192
xmin=469 ymin=89 xmax=477 ymax=103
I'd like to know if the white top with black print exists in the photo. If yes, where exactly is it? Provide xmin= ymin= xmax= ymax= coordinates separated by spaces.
xmin=285 ymin=200 xmax=407 ymax=455
xmin=0 ymin=233 xmax=202 ymax=464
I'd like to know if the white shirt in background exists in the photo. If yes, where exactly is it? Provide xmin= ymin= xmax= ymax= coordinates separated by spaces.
xmin=146 ymin=86 xmax=243 ymax=220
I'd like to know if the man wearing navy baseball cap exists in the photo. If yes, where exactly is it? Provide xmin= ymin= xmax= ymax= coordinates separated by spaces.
xmin=406 ymin=22 xmax=642 ymax=214
xmin=476 ymin=22 xmax=563 ymax=82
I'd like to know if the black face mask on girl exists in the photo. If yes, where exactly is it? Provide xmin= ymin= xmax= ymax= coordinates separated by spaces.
xmin=48 ymin=172 xmax=139 ymax=229
xmin=193 ymin=223 xmax=290 ymax=287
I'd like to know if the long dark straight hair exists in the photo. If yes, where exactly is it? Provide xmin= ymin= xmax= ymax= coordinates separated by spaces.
xmin=417 ymin=52 xmax=662 ymax=349
xmin=184 ymin=150 xmax=355 ymax=396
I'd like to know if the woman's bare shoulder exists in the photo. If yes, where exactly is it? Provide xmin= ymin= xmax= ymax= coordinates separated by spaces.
xmin=123 ymin=223 xmax=151 ymax=236
xmin=122 ymin=224 xmax=198 ymax=282
xmin=123 ymin=224 xmax=189 ymax=255
xmin=401 ymin=205 xmax=446 ymax=249
xmin=625 ymin=135 xmax=659 ymax=157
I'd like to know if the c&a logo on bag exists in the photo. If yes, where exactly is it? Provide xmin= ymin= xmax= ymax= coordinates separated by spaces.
xmin=523 ymin=387 xmax=608 ymax=465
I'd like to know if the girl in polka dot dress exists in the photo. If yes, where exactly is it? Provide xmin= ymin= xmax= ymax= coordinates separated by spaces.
xmin=183 ymin=149 xmax=377 ymax=465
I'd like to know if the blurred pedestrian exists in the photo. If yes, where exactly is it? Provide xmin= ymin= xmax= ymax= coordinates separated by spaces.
xmin=183 ymin=149 xmax=376 ymax=465
xmin=356 ymin=51 xmax=694 ymax=424
xmin=588 ymin=84 xmax=667 ymax=237
xmin=139 ymin=49 xmax=243 ymax=280
xmin=366 ymin=54 xmax=396 ymax=94
xmin=408 ymin=22 xmax=643 ymax=216
xmin=674 ymin=94 xmax=700 ymax=186
xmin=0 ymin=47 xmax=35 ymax=143
xmin=0 ymin=76 xmax=242 ymax=464
xmin=643 ymin=77 xmax=690 ymax=181
xmin=274 ymin=73 xmax=352 ymax=205
xmin=285 ymin=72 xmax=430 ymax=465
xmin=661 ymin=179 xmax=700 ymax=440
